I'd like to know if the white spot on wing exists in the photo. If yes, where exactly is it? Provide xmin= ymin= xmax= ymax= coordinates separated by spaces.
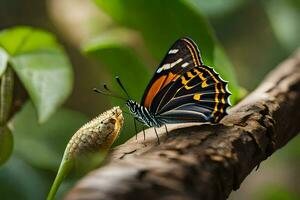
xmin=156 ymin=58 xmax=183 ymax=73
xmin=168 ymin=49 xmax=179 ymax=54
xmin=156 ymin=67 xmax=163 ymax=73
xmin=182 ymin=62 xmax=189 ymax=68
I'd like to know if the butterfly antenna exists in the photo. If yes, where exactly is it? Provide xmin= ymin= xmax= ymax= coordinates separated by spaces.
xmin=102 ymin=84 xmax=129 ymax=100
xmin=103 ymin=84 xmax=111 ymax=92
xmin=93 ymin=87 xmax=127 ymax=101
xmin=115 ymin=76 xmax=131 ymax=100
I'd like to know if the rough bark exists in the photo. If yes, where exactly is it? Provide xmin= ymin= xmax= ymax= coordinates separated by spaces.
xmin=65 ymin=50 xmax=300 ymax=200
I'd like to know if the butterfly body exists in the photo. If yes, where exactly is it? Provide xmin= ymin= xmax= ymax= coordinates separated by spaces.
xmin=126 ymin=100 xmax=163 ymax=127
xmin=126 ymin=37 xmax=231 ymax=129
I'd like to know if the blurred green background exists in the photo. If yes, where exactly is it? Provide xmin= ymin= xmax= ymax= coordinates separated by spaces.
xmin=0 ymin=0 xmax=299 ymax=199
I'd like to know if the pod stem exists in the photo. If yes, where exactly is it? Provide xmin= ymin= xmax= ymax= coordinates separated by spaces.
xmin=47 ymin=153 xmax=74 ymax=200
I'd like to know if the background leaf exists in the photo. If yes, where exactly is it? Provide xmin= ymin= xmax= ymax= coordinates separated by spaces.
xmin=0 ymin=26 xmax=73 ymax=122
xmin=184 ymin=0 xmax=245 ymax=17
xmin=0 ymin=156 xmax=48 ymax=200
xmin=82 ymin=31 xmax=150 ymax=101
xmin=263 ymin=0 xmax=300 ymax=52
xmin=0 ymin=125 xmax=13 ymax=165
xmin=0 ymin=47 xmax=8 ymax=77
xmin=0 ymin=27 xmax=33 ymax=55
xmin=94 ymin=0 xmax=242 ymax=103
xmin=8 ymin=101 xmax=89 ymax=170
xmin=254 ymin=185 xmax=299 ymax=200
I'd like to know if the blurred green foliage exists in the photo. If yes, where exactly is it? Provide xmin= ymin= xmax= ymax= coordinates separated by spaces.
xmin=83 ymin=31 xmax=150 ymax=101
xmin=0 ymin=48 xmax=9 ymax=76
xmin=9 ymin=101 xmax=88 ymax=170
xmin=0 ymin=126 xmax=13 ymax=165
xmin=263 ymin=0 xmax=300 ymax=52
xmin=255 ymin=185 xmax=299 ymax=200
xmin=93 ymin=0 xmax=242 ymax=102
xmin=0 ymin=26 xmax=73 ymax=123
xmin=185 ymin=0 xmax=245 ymax=17
xmin=0 ymin=156 xmax=48 ymax=200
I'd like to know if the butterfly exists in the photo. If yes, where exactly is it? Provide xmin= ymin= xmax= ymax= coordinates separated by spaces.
xmin=95 ymin=37 xmax=231 ymax=142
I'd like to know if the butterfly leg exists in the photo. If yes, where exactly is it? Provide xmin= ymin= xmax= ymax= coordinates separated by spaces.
xmin=142 ymin=126 xmax=146 ymax=141
xmin=164 ymin=124 xmax=169 ymax=137
xmin=154 ymin=127 xmax=160 ymax=144
xmin=133 ymin=118 xmax=138 ymax=140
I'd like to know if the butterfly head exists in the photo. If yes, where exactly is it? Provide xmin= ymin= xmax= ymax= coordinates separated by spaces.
xmin=125 ymin=99 xmax=162 ymax=127
xmin=125 ymin=99 xmax=145 ymax=115
xmin=125 ymin=99 xmax=136 ymax=112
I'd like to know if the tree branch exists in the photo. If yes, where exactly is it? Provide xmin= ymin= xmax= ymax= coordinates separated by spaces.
xmin=65 ymin=50 xmax=300 ymax=200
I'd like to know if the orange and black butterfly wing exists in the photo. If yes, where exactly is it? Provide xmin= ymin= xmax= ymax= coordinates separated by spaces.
xmin=143 ymin=37 xmax=231 ymax=123
xmin=141 ymin=37 xmax=203 ymax=110
xmin=154 ymin=65 xmax=231 ymax=123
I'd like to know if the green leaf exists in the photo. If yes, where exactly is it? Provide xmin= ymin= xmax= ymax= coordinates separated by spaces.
xmin=274 ymin=134 xmax=300 ymax=159
xmin=10 ymin=49 xmax=73 ymax=122
xmin=0 ymin=156 xmax=47 ymax=200
xmin=263 ymin=0 xmax=300 ymax=52
xmin=0 ymin=27 xmax=33 ymax=55
xmin=0 ymin=26 xmax=73 ymax=122
xmin=0 ymin=47 xmax=8 ymax=77
xmin=254 ymin=184 xmax=299 ymax=200
xmin=184 ymin=0 xmax=245 ymax=17
xmin=94 ymin=0 xmax=241 ymax=103
xmin=8 ymin=101 xmax=89 ymax=170
xmin=0 ymin=125 xmax=13 ymax=166
xmin=83 ymin=32 xmax=150 ymax=101
xmin=0 ymin=26 xmax=60 ymax=55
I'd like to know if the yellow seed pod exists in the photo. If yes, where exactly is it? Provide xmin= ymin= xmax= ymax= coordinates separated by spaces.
xmin=65 ymin=106 xmax=124 ymax=159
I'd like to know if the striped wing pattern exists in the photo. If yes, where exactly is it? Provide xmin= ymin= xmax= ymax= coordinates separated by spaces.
xmin=141 ymin=37 xmax=231 ymax=124
xmin=141 ymin=38 xmax=203 ymax=109
xmin=156 ymin=65 xmax=231 ymax=123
